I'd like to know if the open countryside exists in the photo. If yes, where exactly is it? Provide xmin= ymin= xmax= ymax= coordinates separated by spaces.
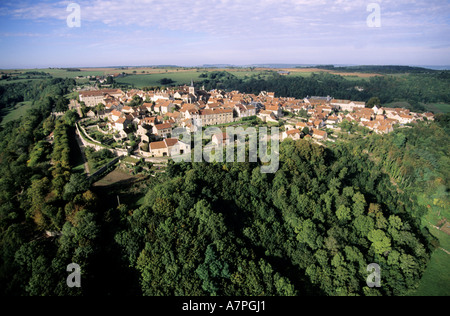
xmin=0 ymin=63 xmax=449 ymax=298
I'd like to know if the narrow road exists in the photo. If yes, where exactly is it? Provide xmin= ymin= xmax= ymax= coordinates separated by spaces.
xmin=70 ymin=99 xmax=83 ymax=118
xmin=74 ymin=126 xmax=90 ymax=176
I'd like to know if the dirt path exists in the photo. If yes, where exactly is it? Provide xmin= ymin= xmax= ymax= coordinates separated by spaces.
xmin=426 ymin=221 xmax=450 ymax=255
xmin=439 ymin=248 xmax=450 ymax=255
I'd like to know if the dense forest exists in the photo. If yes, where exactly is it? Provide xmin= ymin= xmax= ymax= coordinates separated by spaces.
xmin=112 ymin=123 xmax=447 ymax=296
xmin=0 ymin=77 xmax=448 ymax=296
xmin=198 ymin=70 xmax=450 ymax=113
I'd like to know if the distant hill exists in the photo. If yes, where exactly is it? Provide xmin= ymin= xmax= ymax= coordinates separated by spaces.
xmin=300 ymin=65 xmax=438 ymax=74
xmin=201 ymin=64 xmax=236 ymax=68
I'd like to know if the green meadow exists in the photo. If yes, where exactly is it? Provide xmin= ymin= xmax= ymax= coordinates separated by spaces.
xmin=114 ymin=69 xmax=274 ymax=88
xmin=413 ymin=195 xmax=450 ymax=296
xmin=0 ymin=67 xmax=281 ymax=88
xmin=0 ymin=101 xmax=35 ymax=125
xmin=423 ymin=103 xmax=450 ymax=114
xmin=115 ymin=72 xmax=204 ymax=88
xmin=413 ymin=228 xmax=450 ymax=296
xmin=383 ymin=101 xmax=450 ymax=114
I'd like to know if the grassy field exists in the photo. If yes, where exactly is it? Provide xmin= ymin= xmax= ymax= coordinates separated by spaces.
xmin=1 ymin=66 xmax=381 ymax=88
xmin=284 ymin=71 xmax=371 ymax=81
xmin=413 ymin=228 xmax=450 ymax=296
xmin=383 ymin=101 xmax=450 ymax=114
xmin=115 ymin=72 xmax=203 ymax=88
xmin=122 ymin=156 xmax=141 ymax=165
xmin=0 ymin=79 xmax=41 ymax=86
xmin=274 ymin=67 xmax=382 ymax=80
xmin=413 ymin=200 xmax=450 ymax=296
xmin=384 ymin=101 xmax=412 ymax=109
xmin=92 ymin=167 xmax=137 ymax=187
xmin=116 ymin=68 xmax=371 ymax=88
xmin=423 ymin=103 xmax=450 ymax=114
xmin=1 ymin=68 xmax=104 ymax=78
xmin=114 ymin=68 xmax=274 ymax=88
xmin=0 ymin=101 xmax=35 ymax=125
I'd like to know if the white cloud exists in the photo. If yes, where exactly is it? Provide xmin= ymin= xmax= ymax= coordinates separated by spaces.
xmin=2 ymin=1 xmax=354 ymax=32
xmin=3 ymin=0 xmax=446 ymax=39
xmin=1 ymin=0 xmax=449 ymax=66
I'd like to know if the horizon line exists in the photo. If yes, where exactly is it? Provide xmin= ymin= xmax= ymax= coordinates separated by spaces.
xmin=1 ymin=63 xmax=450 ymax=71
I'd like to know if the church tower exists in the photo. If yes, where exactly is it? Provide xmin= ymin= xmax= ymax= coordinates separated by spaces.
xmin=189 ymin=79 xmax=196 ymax=96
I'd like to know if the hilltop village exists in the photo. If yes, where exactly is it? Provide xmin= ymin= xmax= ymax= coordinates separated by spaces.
xmin=74 ymin=82 xmax=435 ymax=159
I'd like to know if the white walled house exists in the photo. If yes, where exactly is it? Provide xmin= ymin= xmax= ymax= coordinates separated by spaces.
xmin=149 ymin=138 xmax=191 ymax=157
xmin=330 ymin=99 xmax=366 ymax=112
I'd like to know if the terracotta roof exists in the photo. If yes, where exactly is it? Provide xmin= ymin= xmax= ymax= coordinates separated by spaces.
xmin=312 ymin=129 xmax=327 ymax=137
xmin=150 ymin=141 xmax=167 ymax=150
xmin=79 ymin=91 xmax=105 ymax=97
xmin=150 ymin=138 xmax=179 ymax=150
xmin=155 ymin=123 xmax=172 ymax=130
xmin=286 ymin=129 xmax=301 ymax=135
xmin=111 ymin=110 xmax=122 ymax=117
xmin=331 ymin=99 xmax=351 ymax=104
xmin=79 ymin=89 xmax=123 ymax=97
xmin=266 ymin=105 xmax=280 ymax=111
xmin=199 ymin=108 xmax=233 ymax=116
xmin=143 ymin=117 xmax=157 ymax=124
xmin=165 ymin=138 xmax=179 ymax=147
xmin=158 ymin=100 xmax=172 ymax=108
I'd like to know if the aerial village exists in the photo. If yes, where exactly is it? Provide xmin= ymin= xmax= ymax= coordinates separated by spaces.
xmin=74 ymin=82 xmax=435 ymax=161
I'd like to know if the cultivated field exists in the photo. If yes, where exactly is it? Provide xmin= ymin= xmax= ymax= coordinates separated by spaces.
xmin=0 ymin=66 xmax=384 ymax=89
xmin=271 ymin=67 xmax=383 ymax=79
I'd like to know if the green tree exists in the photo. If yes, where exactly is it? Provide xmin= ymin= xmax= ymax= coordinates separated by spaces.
xmin=196 ymin=244 xmax=230 ymax=295
xmin=336 ymin=205 xmax=351 ymax=222
xmin=274 ymin=274 xmax=296 ymax=296
xmin=368 ymin=229 xmax=392 ymax=255
xmin=351 ymin=192 xmax=366 ymax=217
xmin=297 ymin=219 xmax=320 ymax=250
xmin=366 ymin=97 xmax=381 ymax=108
xmin=64 ymin=110 xmax=79 ymax=126
xmin=95 ymin=103 xmax=106 ymax=114
xmin=54 ymin=96 xmax=69 ymax=112
xmin=63 ymin=173 xmax=90 ymax=201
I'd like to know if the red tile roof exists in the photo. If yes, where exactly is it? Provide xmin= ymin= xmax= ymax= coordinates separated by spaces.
xmin=155 ymin=123 xmax=172 ymax=130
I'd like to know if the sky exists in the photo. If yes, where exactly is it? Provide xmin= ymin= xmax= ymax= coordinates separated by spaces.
xmin=0 ymin=0 xmax=449 ymax=68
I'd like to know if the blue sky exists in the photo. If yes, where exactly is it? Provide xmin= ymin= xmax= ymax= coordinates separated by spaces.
xmin=0 ymin=0 xmax=449 ymax=68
